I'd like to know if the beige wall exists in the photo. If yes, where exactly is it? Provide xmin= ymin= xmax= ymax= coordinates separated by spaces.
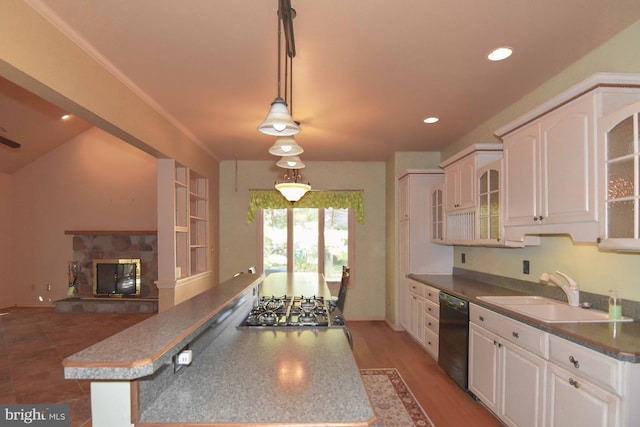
xmin=445 ymin=20 xmax=640 ymax=303
xmin=0 ymin=1 xmax=220 ymax=307
xmin=0 ymin=173 xmax=13 ymax=307
xmin=219 ymin=160 xmax=386 ymax=320
xmin=6 ymin=127 xmax=156 ymax=306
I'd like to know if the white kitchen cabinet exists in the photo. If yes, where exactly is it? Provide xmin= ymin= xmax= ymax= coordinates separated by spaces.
xmin=404 ymin=279 xmax=439 ymax=361
xmin=469 ymin=304 xmax=547 ymax=427
xmin=439 ymin=144 xmax=503 ymax=244
xmin=408 ymin=285 xmax=425 ymax=346
xmin=477 ymin=161 xmax=502 ymax=244
xmin=546 ymin=334 xmax=624 ymax=427
xmin=444 ymin=153 xmax=477 ymax=212
xmin=502 ymin=94 xmax=598 ymax=243
xmin=546 ymin=363 xmax=619 ymax=427
xmin=397 ymin=170 xmax=452 ymax=275
xmin=430 ymin=183 xmax=445 ymax=243
xmin=497 ymin=73 xmax=640 ymax=245
xmin=441 ymin=143 xmax=503 ymax=213
xmin=598 ymin=100 xmax=640 ymax=251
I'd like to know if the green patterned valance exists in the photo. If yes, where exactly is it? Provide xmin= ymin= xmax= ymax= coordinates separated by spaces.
xmin=247 ymin=190 xmax=365 ymax=224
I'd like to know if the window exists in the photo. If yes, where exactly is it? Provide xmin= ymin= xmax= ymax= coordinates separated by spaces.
xmin=261 ymin=208 xmax=353 ymax=283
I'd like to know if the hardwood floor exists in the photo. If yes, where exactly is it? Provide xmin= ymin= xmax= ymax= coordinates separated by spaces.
xmin=350 ymin=320 xmax=502 ymax=427
xmin=0 ymin=307 xmax=154 ymax=427
xmin=0 ymin=308 xmax=501 ymax=427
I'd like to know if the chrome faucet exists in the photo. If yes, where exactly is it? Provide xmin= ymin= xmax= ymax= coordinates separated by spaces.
xmin=540 ymin=271 xmax=580 ymax=307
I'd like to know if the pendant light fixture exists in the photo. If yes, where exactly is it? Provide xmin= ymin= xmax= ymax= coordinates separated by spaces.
xmin=268 ymin=135 xmax=304 ymax=156
xmin=275 ymin=169 xmax=311 ymax=202
xmin=257 ymin=2 xmax=300 ymax=137
xmin=260 ymin=0 xmax=311 ymax=202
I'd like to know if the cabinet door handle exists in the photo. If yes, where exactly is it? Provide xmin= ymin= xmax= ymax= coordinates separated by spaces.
xmin=479 ymin=315 xmax=485 ymax=322
xmin=568 ymin=378 xmax=581 ymax=389
xmin=538 ymin=215 xmax=544 ymax=221
xmin=569 ymin=355 xmax=580 ymax=368
xmin=512 ymin=331 xmax=519 ymax=339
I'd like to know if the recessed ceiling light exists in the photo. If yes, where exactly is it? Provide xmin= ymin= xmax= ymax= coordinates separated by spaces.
xmin=423 ymin=117 xmax=439 ymax=124
xmin=488 ymin=46 xmax=513 ymax=61
xmin=60 ymin=114 xmax=71 ymax=120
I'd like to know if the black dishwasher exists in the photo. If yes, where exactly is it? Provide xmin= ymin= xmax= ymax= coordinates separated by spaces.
xmin=438 ymin=292 xmax=469 ymax=390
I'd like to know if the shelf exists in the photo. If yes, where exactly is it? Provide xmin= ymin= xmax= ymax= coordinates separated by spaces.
xmin=65 ymin=230 xmax=157 ymax=235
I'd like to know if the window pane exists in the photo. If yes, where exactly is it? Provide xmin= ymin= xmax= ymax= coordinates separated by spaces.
xmin=608 ymin=159 xmax=635 ymax=200
xmin=324 ymin=208 xmax=349 ymax=282
xmin=608 ymin=200 xmax=634 ymax=238
xmin=263 ymin=209 xmax=288 ymax=275
xmin=607 ymin=116 xmax=634 ymax=160
xmin=293 ymin=209 xmax=319 ymax=273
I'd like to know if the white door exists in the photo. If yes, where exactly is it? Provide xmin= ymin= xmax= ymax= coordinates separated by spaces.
xmin=468 ymin=323 xmax=501 ymax=414
xmin=501 ymin=342 xmax=546 ymax=427
xmin=546 ymin=364 xmax=619 ymax=427
xmin=504 ymin=123 xmax=541 ymax=226
xmin=540 ymin=95 xmax=595 ymax=224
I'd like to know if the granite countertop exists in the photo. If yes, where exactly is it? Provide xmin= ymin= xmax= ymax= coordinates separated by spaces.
xmin=409 ymin=273 xmax=640 ymax=363
xmin=63 ymin=273 xmax=263 ymax=380
xmin=139 ymin=326 xmax=376 ymax=426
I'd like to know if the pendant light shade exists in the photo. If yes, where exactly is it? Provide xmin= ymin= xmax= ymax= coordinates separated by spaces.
xmin=258 ymin=97 xmax=300 ymax=136
xmin=275 ymin=168 xmax=311 ymax=202
xmin=276 ymin=182 xmax=311 ymax=202
xmin=276 ymin=155 xmax=305 ymax=169
xmin=269 ymin=135 xmax=304 ymax=156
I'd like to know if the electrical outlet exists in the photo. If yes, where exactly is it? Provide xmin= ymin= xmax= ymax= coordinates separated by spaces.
xmin=523 ymin=260 xmax=530 ymax=274
xmin=173 ymin=345 xmax=191 ymax=373
xmin=461 ymin=253 xmax=466 ymax=264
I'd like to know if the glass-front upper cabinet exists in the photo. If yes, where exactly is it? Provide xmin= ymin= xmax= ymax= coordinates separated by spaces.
xmin=477 ymin=162 xmax=501 ymax=243
xmin=599 ymin=104 xmax=640 ymax=250
xmin=431 ymin=184 xmax=445 ymax=242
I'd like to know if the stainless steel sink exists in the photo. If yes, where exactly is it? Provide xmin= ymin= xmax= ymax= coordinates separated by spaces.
xmin=476 ymin=295 xmax=634 ymax=323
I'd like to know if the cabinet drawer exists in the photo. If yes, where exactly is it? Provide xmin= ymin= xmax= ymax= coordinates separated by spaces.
xmin=424 ymin=299 xmax=439 ymax=320
xmin=471 ymin=303 xmax=548 ymax=358
xmin=408 ymin=281 xmax=426 ymax=297
xmin=424 ymin=328 xmax=438 ymax=361
xmin=548 ymin=334 xmax=621 ymax=394
xmin=424 ymin=284 xmax=440 ymax=304
xmin=424 ymin=314 xmax=439 ymax=335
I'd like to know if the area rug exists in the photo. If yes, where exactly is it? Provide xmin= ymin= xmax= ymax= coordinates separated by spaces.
xmin=360 ymin=368 xmax=435 ymax=427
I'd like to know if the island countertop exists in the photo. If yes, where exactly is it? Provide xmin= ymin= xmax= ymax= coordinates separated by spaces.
xmin=64 ymin=272 xmax=376 ymax=426
xmin=138 ymin=327 xmax=376 ymax=426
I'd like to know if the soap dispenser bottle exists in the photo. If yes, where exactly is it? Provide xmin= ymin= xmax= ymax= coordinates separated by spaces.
xmin=608 ymin=290 xmax=622 ymax=320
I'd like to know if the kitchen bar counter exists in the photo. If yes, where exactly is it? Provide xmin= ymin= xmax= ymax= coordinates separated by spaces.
xmin=409 ymin=273 xmax=640 ymax=362
xmin=63 ymin=273 xmax=262 ymax=380
xmin=64 ymin=272 xmax=375 ymax=427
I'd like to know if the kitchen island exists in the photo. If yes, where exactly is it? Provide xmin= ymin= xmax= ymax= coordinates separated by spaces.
xmin=63 ymin=273 xmax=376 ymax=427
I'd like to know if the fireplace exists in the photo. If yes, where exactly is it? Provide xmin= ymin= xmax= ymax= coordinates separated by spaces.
xmin=93 ymin=258 xmax=141 ymax=297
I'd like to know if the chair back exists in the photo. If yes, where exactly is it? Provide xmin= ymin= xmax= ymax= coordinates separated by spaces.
xmin=336 ymin=266 xmax=350 ymax=312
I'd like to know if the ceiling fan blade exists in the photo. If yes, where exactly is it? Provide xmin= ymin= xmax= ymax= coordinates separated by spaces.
xmin=0 ymin=135 xmax=21 ymax=149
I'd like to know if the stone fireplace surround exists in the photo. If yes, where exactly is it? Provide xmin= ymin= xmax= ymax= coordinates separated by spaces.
xmin=55 ymin=231 xmax=159 ymax=313
xmin=70 ymin=232 xmax=158 ymax=299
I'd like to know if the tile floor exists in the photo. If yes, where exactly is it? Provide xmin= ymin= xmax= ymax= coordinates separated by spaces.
xmin=0 ymin=307 xmax=153 ymax=427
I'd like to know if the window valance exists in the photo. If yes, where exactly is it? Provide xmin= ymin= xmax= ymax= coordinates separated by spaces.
xmin=247 ymin=190 xmax=365 ymax=224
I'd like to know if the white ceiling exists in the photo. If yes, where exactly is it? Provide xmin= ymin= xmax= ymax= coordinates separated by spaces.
xmin=2 ymin=0 xmax=640 ymax=173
